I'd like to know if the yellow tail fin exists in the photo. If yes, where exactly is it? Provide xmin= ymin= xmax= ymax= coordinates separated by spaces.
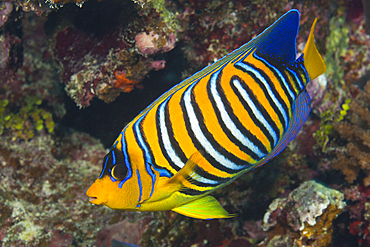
xmin=303 ymin=18 xmax=326 ymax=80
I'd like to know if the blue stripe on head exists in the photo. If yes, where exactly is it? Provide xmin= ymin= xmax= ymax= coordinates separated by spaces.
xmin=99 ymin=155 xmax=109 ymax=179
xmin=136 ymin=169 xmax=142 ymax=205
xmin=118 ymin=126 xmax=133 ymax=188
xmin=112 ymin=150 xmax=116 ymax=165
xmin=133 ymin=116 xmax=156 ymax=198
xmin=153 ymin=167 xmax=172 ymax=178
xmin=113 ymin=140 xmax=118 ymax=148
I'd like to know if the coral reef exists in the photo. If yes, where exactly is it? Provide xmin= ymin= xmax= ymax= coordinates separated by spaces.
xmin=135 ymin=31 xmax=176 ymax=56
xmin=0 ymin=132 xmax=117 ymax=245
xmin=138 ymin=212 xmax=265 ymax=247
xmin=324 ymin=10 xmax=350 ymax=87
xmin=343 ymin=184 xmax=370 ymax=246
xmin=259 ymin=181 xmax=346 ymax=247
xmin=176 ymin=0 xmax=292 ymax=75
xmin=50 ymin=0 xmax=177 ymax=107
xmin=96 ymin=217 xmax=151 ymax=247
xmin=0 ymin=1 xmax=12 ymax=28
xmin=329 ymin=81 xmax=370 ymax=185
xmin=0 ymin=95 xmax=55 ymax=140
xmin=1 ymin=0 xmax=370 ymax=246
xmin=0 ymin=13 xmax=64 ymax=142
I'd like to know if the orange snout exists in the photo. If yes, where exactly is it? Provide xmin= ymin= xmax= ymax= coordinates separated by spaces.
xmin=86 ymin=178 xmax=109 ymax=205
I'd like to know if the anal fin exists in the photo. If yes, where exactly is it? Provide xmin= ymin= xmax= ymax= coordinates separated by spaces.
xmin=172 ymin=195 xmax=236 ymax=219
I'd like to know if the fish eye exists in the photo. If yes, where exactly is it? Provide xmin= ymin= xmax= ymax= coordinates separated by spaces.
xmin=111 ymin=163 xmax=128 ymax=180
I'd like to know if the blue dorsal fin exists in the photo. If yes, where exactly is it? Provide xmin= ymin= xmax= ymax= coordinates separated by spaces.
xmin=131 ymin=10 xmax=300 ymax=123
xmin=256 ymin=9 xmax=299 ymax=65
xmin=255 ymin=90 xmax=311 ymax=168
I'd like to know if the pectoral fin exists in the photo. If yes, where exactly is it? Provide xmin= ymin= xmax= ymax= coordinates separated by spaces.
xmin=150 ymin=151 xmax=205 ymax=203
xmin=162 ymin=151 xmax=203 ymax=189
xmin=172 ymin=195 xmax=236 ymax=219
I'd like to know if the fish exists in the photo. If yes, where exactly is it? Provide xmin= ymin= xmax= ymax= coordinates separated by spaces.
xmin=86 ymin=9 xmax=326 ymax=220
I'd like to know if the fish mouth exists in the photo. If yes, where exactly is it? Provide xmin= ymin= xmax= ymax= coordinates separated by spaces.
xmin=88 ymin=197 xmax=97 ymax=202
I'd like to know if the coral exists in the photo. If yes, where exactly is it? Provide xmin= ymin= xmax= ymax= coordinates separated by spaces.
xmin=325 ymin=81 xmax=370 ymax=185
xmin=113 ymin=70 xmax=138 ymax=93
xmin=0 ymin=132 xmax=116 ymax=246
xmin=343 ymin=184 xmax=370 ymax=245
xmin=260 ymin=180 xmax=346 ymax=247
xmin=139 ymin=211 xmax=261 ymax=247
xmin=51 ymin=1 xmax=177 ymax=108
xmin=1 ymin=0 xmax=367 ymax=246
xmin=96 ymin=216 xmax=151 ymax=247
xmin=306 ymin=75 xmax=329 ymax=114
xmin=313 ymin=2 xmax=370 ymax=152
xmin=0 ymin=14 xmax=64 ymax=141
xmin=0 ymin=1 xmax=12 ymax=28
xmin=135 ymin=31 xmax=176 ymax=56
xmin=0 ymin=32 xmax=11 ymax=70
xmin=324 ymin=10 xmax=350 ymax=87
xmin=346 ymin=0 xmax=365 ymax=26
xmin=177 ymin=0 xmax=279 ymax=74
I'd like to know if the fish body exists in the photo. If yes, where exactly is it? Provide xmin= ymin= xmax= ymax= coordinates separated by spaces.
xmin=87 ymin=9 xmax=326 ymax=219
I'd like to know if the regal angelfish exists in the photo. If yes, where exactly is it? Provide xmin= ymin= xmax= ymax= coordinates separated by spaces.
xmin=86 ymin=9 xmax=326 ymax=219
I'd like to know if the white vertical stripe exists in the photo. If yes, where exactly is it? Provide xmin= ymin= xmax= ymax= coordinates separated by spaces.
xmin=236 ymin=61 xmax=289 ymax=128
xmin=159 ymin=95 xmax=219 ymax=185
xmin=158 ymin=98 xmax=185 ymax=169
xmin=253 ymin=53 xmax=295 ymax=102
xmin=233 ymin=79 xmax=278 ymax=146
xmin=184 ymin=79 xmax=244 ymax=171
xmin=210 ymin=71 xmax=265 ymax=158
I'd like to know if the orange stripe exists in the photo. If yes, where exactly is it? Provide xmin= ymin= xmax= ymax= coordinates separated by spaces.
xmin=140 ymin=102 xmax=178 ymax=175
xmin=227 ymin=63 xmax=285 ymax=137
xmin=285 ymin=70 xmax=300 ymax=95
xmin=168 ymin=80 xmax=235 ymax=179
xmin=247 ymin=55 xmax=292 ymax=117
xmin=124 ymin=122 xmax=153 ymax=202
xmin=219 ymin=63 xmax=272 ymax=152
xmin=193 ymin=72 xmax=259 ymax=160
